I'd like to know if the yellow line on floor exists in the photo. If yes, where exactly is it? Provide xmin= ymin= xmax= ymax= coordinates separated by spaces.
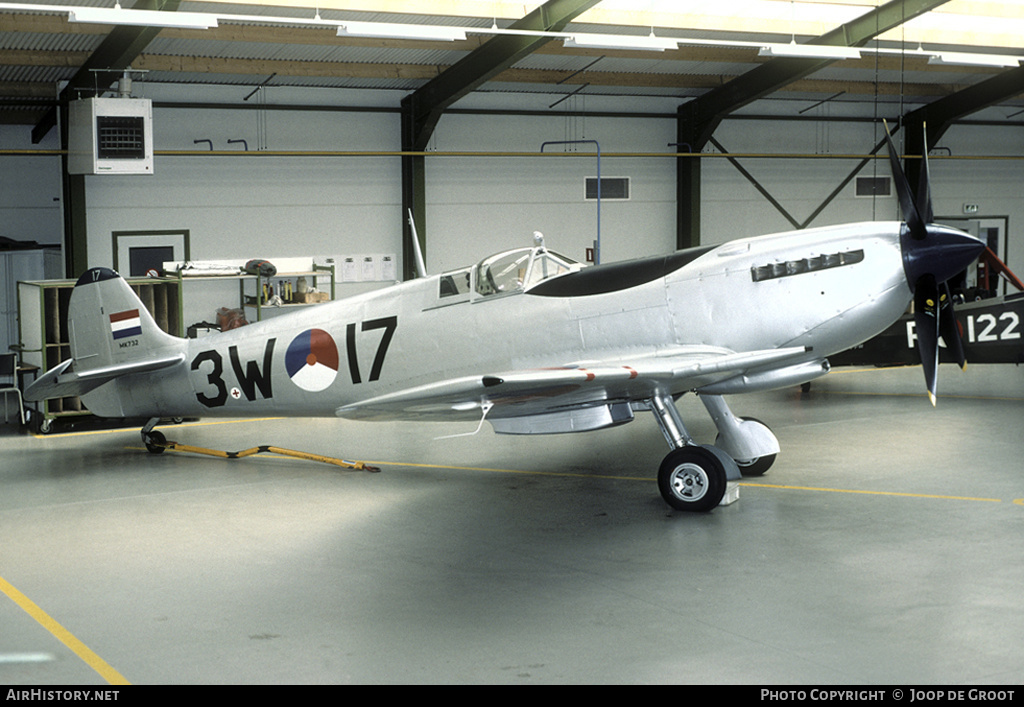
xmin=32 ymin=417 xmax=284 ymax=439
xmin=368 ymin=459 xmax=645 ymax=482
xmin=0 ymin=575 xmax=129 ymax=685
xmin=85 ymin=416 xmax=1012 ymax=507
xmin=738 ymin=481 xmax=1003 ymax=503
xmin=824 ymin=367 xmax=1024 ymax=402
xmin=369 ymin=461 xmax=1010 ymax=504
xmin=824 ymin=389 xmax=1024 ymax=402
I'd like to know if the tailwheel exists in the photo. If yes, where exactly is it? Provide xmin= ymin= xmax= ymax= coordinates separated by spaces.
xmin=144 ymin=430 xmax=166 ymax=454
xmin=141 ymin=417 xmax=166 ymax=454
xmin=657 ymin=446 xmax=727 ymax=512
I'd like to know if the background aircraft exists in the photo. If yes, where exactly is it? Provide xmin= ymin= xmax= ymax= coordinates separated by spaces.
xmin=25 ymin=126 xmax=984 ymax=512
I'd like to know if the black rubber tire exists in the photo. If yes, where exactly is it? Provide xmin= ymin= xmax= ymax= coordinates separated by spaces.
xmin=657 ymin=446 xmax=727 ymax=512
xmin=145 ymin=430 xmax=167 ymax=454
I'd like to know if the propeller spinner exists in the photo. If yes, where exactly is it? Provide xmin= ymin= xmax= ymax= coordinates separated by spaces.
xmin=883 ymin=120 xmax=985 ymax=405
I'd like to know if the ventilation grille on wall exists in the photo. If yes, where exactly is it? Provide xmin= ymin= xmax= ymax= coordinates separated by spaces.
xmin=585 ymin=177 xmax=630 ymax=200
xmin=96 ymin=116 xmax=147 ymax=159
xmin=68 ymin=97 xmax=153 ymax=175
xmin=855 ymin=176 xmax=891 ymax=198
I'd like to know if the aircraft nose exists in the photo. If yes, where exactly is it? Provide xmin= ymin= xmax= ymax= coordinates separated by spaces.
xmin=901 ymin=224 xmax=985 ymax=288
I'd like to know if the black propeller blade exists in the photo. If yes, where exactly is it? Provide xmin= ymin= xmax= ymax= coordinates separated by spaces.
xmin=883 ymin=119 xmax=927 ymax=241
xmin=938 ymin=282 xmax=967 ymax=370
xmin=916 ymin=123 xmax=935 ymax=225
xmin=913 ymin=274 xmax=940 ymax=405
xmin=883 ymin=119 xmax=981 ymax=405
xmin=914 ymin=280 xmax=967 ymax=405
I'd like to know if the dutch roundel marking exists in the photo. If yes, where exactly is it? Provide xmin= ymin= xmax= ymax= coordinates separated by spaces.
xmin=285 ymin=329 xmax=340 ymax=392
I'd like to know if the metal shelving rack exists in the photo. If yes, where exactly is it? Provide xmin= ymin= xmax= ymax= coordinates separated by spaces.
xmin=239 ymin=263 xmax=335 ymax=321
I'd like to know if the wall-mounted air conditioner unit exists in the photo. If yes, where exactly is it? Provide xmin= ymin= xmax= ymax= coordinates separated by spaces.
xmin=68 ymin=97 xmax=154 ymax=175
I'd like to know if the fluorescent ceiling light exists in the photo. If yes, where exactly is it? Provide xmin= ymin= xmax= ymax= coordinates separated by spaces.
xmin=928 ymin=51 xmax=1021 ymax=68
xmin=337 ymin=21 xmax=466 ymax=41
xmin=759 ymin=42 xmax=860 ymax=60
xmin=564 ymin=32 xmax=679 ymax=52
xmin=68 ymin=6 xmax=219 ymax=30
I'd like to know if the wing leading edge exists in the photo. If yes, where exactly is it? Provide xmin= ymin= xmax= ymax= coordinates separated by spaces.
xmin=335 ymin=345 xmax=814 ymax=422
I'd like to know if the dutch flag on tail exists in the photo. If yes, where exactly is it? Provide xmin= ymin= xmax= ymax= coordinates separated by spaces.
xmin=110 ymin=309 xmax=142 ymax=340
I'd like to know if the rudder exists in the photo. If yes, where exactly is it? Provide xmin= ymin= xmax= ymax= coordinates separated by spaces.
xmin=68 ymin=267 xmax=181 ymax=371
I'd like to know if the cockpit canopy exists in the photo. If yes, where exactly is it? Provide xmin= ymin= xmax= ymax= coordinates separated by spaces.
xmin=474 ymin=246 xmax=581 ymax=297
xmin=435 ymin=234 xmax=583 ymax=304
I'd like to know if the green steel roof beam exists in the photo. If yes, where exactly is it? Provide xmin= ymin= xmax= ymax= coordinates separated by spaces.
xmin=402 ymin=0 xmax=601 ymax=152
xmin=905 ymin=65 xmax=1024 ymax=149
xmin=902 ymin=64 xmax=1024 ymax=192
xmin=680 ymin=0 xmax=953 ymax=150
xmin=31 ymin=0 xmax=181 ymax=144
xmin=674 ymin=0 xmax=951 ymax=250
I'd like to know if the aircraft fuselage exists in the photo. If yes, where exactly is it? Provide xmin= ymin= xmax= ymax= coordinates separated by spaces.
xmin=82 ymin=221 xmax=912 ymax=421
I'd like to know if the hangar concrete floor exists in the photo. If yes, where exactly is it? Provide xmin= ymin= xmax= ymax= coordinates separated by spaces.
xmin=2 ymin=364 xmax=1023 ymax=685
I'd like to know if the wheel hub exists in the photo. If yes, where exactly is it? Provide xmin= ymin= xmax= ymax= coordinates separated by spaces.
xmin=670 ymin=463 xmax=708 ymax=501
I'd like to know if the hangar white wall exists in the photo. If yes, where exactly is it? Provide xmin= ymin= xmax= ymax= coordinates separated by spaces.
xmin=702 ymin=119 xmax=900 ymax=242
xmin=424 ymin=110 xmax=677 ymax=271
xmin=83 ymin=94 xmax=403 ymax=271
xmin=74 ymin=86 xmax=683 ymax=277
xmin=0 ymin=125 xmax=62 ymax=249
xmin=932 ymin=123 xmax=1023 ymax=238
xmin=2 ymin=85 xmax=1022 ymax=288
xmin=702 ymin=119 xmax=1024 ymax=268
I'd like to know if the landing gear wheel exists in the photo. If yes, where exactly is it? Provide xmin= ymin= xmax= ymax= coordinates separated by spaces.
xmin=734 ymin=454 xmax=776 ymax=477
xmin=658 ymin=446 xmax=727 ymax=512
xmin=144 ymin=430 xmax=167 ymax=454
xmin=715 ymin=416 xmax=776 ymax=477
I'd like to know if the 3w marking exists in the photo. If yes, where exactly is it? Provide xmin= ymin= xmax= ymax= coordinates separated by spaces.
xmin=189 ymin=315 xmax=398 ymax=408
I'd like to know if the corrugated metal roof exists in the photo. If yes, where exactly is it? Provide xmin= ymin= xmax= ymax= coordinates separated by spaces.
xmin=147 ymin=35 xmax=470 ymax=65
xmin=0 ymin=28 xmax=101 ymax=52
xmin=513 ymin=52 xmax=751 ymax=79
xmin=0 ymin=63 xmax=72 ymax=83
xmin=141 ymin=69 xmax=424 ymax=92
xmin=1 ymin=1 xmax=1023 ymax=125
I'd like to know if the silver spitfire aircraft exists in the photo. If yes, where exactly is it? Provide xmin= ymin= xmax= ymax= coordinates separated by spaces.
xmin=26 ymin=128 xmax=983 ymax=512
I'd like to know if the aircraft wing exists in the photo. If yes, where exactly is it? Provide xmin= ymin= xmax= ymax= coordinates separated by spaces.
xmin=335 ymin=345 xmax=811 ymax=422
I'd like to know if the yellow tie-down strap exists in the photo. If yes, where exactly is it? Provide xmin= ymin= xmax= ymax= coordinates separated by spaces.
xmin=159 ymin=439 xmax=381 ymax=472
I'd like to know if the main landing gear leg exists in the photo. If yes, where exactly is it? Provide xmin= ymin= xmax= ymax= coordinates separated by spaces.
xmin=645 ymin=391 xmax=739 ymax=512
xmin=649 ymin=391 xmax=694 ymax=449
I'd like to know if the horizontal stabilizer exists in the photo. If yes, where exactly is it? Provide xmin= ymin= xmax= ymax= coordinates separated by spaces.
xmin=25 ymin=353 xmax=186 ymax=402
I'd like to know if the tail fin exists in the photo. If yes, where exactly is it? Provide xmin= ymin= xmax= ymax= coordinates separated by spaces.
xmin=24 ymin=268 xmax=186 ymax=402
